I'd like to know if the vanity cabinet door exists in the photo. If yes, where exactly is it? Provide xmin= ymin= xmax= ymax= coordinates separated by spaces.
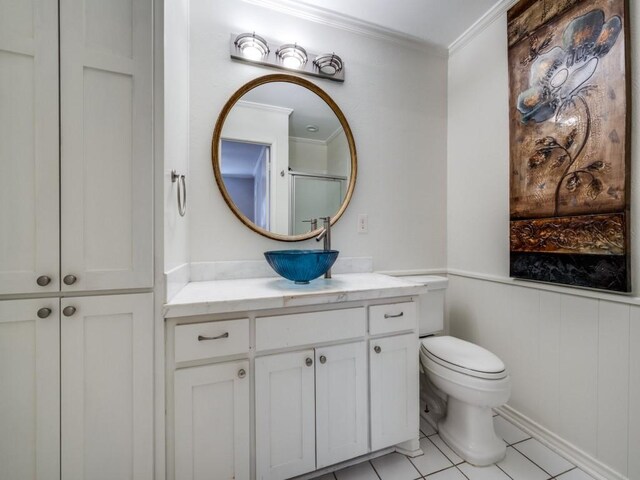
xmin=369 ymin=333 xmax=419 ymax=451
xmin=0 ymin=299 xmax=60 ymax=480
xmin=0 ymin=0 xmax=60 ymax=295
xmin=315 ymin=341 xmax=368 ymax=468
xmin=61 ymin=293 xmax=153 ymax=480
xmin=174 ymin=361 xmax=250 ymax=480
xmin=255 ymin=350 xmax=316 ymax=480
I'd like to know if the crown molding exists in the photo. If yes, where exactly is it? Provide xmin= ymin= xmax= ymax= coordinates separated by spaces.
xmin=448 ymin=0 xmax=519 ymax=55
xmin=239 ymin=0 xmax=448 ymax=57
xmin=236 ymin=99 xmax=294 ymax=116
xmin=325 ymin=125 xmax=344 ymax=144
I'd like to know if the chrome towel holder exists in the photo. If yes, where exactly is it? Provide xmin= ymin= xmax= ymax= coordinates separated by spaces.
xmin=171 ymin=170 xmax=187 ymax=217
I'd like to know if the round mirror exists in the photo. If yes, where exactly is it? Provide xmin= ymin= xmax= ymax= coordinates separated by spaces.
xmin=212 ymin=74 xmax=357 ymax=241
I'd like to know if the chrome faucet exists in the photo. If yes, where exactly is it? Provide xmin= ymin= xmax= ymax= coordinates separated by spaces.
xmin=302 ymin=218 xmax=318 ymax=232
xmin=316 ymin=216 xmax=332 ymax=279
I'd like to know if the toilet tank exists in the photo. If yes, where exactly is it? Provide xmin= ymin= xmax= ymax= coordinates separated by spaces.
xmin=398 ymin=275 xmax=448 ymax=337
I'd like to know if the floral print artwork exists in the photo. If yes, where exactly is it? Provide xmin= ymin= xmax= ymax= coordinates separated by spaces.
xmin=508 ymin=0 xmax=629 ymax=292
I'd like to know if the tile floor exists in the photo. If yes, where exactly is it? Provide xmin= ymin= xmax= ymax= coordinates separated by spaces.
xmin=313 ymin=414 xmax=595 ymax=480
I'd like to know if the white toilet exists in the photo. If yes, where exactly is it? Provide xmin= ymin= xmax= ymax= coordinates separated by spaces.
xmin=399 ymin=276 xmax=511 ymax=466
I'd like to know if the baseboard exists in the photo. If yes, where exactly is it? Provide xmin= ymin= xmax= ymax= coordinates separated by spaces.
xmin=496 ymin=405 xmax=627 ymax=480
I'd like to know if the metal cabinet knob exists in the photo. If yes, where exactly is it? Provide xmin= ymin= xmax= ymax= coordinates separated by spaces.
xmin=63 ymin=275 xmax=77 ymax=285
xmin=37 ymin=275 xmax=51 ymax=286
xmin=374 ymin=346 xmax=382 ymax=354
xmin=238 ymin=369 xmax=246 ymax=379
xmin=62 ymin=306 xmax=76 ymax=317
xmin=37 ymin=308 xmax=52 ymax=319
xmin=319 ymin=355 xmax=327 ymax=364
xmin=305 ymin=357 xmax=313 ymax=367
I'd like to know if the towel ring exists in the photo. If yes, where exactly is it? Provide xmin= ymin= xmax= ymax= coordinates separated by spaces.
xmin=171 ymin=170 xmax=187 ymax=217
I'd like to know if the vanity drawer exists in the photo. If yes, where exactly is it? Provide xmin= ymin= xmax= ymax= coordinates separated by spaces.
xmin=256 ymin=308 xmax=365 ymax=351
xmin=175 ymin=319 xmax=249 ymax=362
xmin=369 ymin=302 xmax=416 ymax=335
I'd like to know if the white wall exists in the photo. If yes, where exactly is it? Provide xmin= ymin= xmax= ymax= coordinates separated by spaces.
xmin=289 ymin=138 xmax=328 ymax=174
xmin=446 ymin=5 xmax=640 ymax=480
xmin=164 ymin=0 xmax=190 ymax=274
xmin=188 ymin=0 xmax=447 ymax=270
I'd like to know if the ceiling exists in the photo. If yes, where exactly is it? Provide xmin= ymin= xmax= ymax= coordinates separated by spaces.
xmin=281 ymin=0 xmax=503 ymax=48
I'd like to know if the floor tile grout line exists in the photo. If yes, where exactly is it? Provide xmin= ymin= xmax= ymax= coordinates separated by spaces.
xmin=426 ymin=434 xmax=462 ymax=466
xmin=368 ymin=460 xmax=383 ymax=480
xmin=495 ymin=462 xmax=517 ymax=480
xmin=511 ymin=440 xmax=572 ymax=478
xmin=454 ymin=464 xmax=471 ymax=480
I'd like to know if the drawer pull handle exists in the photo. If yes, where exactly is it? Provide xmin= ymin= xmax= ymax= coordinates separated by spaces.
xmin=384 ymin=312 xmax=404 ymax=319
xmin=374 ymin=345 xmax=382 ymax=354
xmin=305 ymin=357 xmax=313 ymax=367
xmin=197 ymin=332 xmax=229 ymax=341
xmin=319 ymin=355 xmax=327 ymax=364
xmin=238 ymin=369 xmax=246 ymax=379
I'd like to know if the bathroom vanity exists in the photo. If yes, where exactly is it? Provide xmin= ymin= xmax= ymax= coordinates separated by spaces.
xmin=164 ymin=273 xmax=426 ymax=480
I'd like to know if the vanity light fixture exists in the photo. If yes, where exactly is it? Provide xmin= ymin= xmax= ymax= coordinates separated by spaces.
xmin=313 ymin=53 xmax=343 ymax=76
xmin=234 ymin=32 xmax=269 ymax=61
xmin=229 ymin=33 xmax=344 ymax=82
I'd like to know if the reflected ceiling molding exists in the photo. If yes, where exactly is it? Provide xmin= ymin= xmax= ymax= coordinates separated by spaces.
xmin=231 ymin=33 xmax=345 ymax=82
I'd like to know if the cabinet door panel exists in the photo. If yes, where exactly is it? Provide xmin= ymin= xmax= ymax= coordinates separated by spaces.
xmin=60 ymin=0 xmax=153 ymax=291
xmin=61 ymin=293 xmax=153 ymax=480
xmin=315 ymin=342 xmax=368 ymax=468
xmin=0 ymin=0 xmax=59 ymax=294
xmin=255 ymin=350 xmax=316 ymax=480
xmin=174 ymin=361 xmax=250 ymax=480
xmin=370 ymin=333 xmax=419 ymax=450
xmin=0 ymin=299 xmax=59 ymax=480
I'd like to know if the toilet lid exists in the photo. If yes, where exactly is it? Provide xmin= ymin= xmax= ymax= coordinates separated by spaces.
xmin=421 ymin=336 xmax=506 ymax=378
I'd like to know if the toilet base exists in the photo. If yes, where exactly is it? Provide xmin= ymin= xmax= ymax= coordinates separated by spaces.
xmin=437 ymin=397 xmax=506 ymax=466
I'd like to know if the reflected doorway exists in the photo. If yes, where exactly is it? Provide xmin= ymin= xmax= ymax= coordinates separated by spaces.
xmin=220 ymin=139 xmax=270 ymax=230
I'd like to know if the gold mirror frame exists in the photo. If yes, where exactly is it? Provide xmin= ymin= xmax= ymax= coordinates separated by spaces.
xmin=212 ymin=74 xmax=357 ymax=241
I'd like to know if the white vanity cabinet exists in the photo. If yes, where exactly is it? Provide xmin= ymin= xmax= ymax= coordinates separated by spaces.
xmin=165 ymin=274 xmax=426 ymax=480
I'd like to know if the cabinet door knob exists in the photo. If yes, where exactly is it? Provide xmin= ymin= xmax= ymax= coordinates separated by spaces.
xmin=238 ymin=369 xmax=246 ymax=379
xmin=63 ymin=275 xmax=77 ymax=285
xmin=374 ymin=345 xmax=382 ymax=354
xmin=305 ymin=357 xmax=313 ymax=367
xmin=62 ymin=306 xmax=76 ymax=317
xmin=36 ymin=275 xmax=51 ymax=286
xmin=37 ymin=308 xmax=52 ymax=319
xmin=319 ymin=355 xmax=327 ymax=364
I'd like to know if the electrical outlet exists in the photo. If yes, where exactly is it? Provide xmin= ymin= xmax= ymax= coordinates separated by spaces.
xmin=357 ymin=214 xmax=368 ymax=233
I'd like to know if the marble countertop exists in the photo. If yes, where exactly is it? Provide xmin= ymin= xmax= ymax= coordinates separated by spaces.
xmin=163 ymin=273 xmax=432 ymax=318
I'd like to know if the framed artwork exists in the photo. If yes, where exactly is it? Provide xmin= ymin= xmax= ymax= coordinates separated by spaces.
xmin=507 ymin=0 xmax=631 ymax=292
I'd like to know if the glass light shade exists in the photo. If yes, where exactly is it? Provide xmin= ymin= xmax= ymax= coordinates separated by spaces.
xmin=234 ymin=33 xmax=269 ymax=60
xmin=276 ymin=44 xmax=308 ymax=69
xmin=313 ymin=53 xmax=343 ymax=76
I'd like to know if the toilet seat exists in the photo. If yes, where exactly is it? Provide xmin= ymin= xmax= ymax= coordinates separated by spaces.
xmin=421 ymin=336 xmax=507 ymax=380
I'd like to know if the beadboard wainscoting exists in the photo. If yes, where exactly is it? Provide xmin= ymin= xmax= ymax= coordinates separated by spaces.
xmin=446 ymin=273 xmax=640 ymax=480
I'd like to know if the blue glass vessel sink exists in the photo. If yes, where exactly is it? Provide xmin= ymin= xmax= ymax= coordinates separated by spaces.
xmin=264 ymin=249 xmax=339 ymax=284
